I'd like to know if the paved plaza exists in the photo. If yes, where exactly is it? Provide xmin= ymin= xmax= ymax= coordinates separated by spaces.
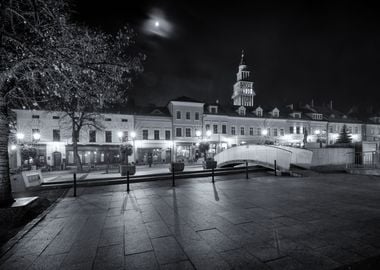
xmin=1 ymin=173 xmax=380 ymax=269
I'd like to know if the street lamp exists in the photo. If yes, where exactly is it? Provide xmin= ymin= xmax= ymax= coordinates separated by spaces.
xmin=130 ymin=131 xmax=136 ymax=163
xmin=314 ymin=129 xmax=322 ymax=148
xmin=32 ymin=132 xmax=41 ymax=141
xmin=206 ymin=130 xmax=212 ymax=138
xmin=195 ymin=130 xmax=202 ymax=137
xmin=16 ymin=133 xmax=25 ymax=140
xmin=117 ymin=131 xmax=123 ymax=140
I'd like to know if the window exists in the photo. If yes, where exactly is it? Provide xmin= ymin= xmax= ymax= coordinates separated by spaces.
xmin=296 ymin=127 xmax=300 ymax=134
xmin=289 ymin=126 xmax=294 ymax=134
xmin=176 ymin=111 xmax=181 ymax=119
xmin=267 ymin=128 xmax=271 ymax=136
xmin=105 ymin=118 xmax=112 ymax=121
xmin=185 ymin=128 xmax=191 ymax=137
xmin=206 ymin=124 xmax=210 ymax=131
xmin=122 ymin=119 xmax=128 ymax=122
xmin=329 ymin=126 xmax=333 ymax=133
xmin=195 ymin=112 xmax=200 ymax=120
xmin=348 ymin=126 xmax=352 ymax=133
xmin=53 ymin=129 xmax=60 ymax=141
xmin=186 ymin=112 xmax=190 ymax=120
xmin=165 ymin=130 xmax=171 ymax=140
xmin=257 ymin=128 xmax=261 ymax=136
xmin=213 ymin=124 xmax=218 ymax=134
xmin=52 ymin=116 xmax=60 ymax=120
xmin=257 ymin=110 xmax=263 ymax=117
xmin=294 ymin=113 xmax=301 ymax=118
xmin=240 ymin=127 xmax=245 ymax=135
xmin=154 ymin=130 xmax=160 ymax=140
xmin=273 ymin=111 xmax=279 ymax=117
xmin=89 ymin=130 xmax=96 ymax=142
xmin=176 ymin=128 xmax=182 ymax=137
xmin=222 ymin=125 xmax=227 ymax=134
xmin=354 ymin=127 xmax=359 ymax=134
xmin=105 ymin=131 xmax=112 ymax=143
xmin=142 ymin=130 xmax=148 ymax=140
xmin=280 ymin=128 xmax=285 ymax=136
xmin=231 ymin=126 xmax=236 ymax=135
xmin=273 ymin=128 xmax=278 ymax=137
xmin=249 ymin=127 xmax=254 ymax=136
xmin=32 ymin=115 xmax=40 ymax=119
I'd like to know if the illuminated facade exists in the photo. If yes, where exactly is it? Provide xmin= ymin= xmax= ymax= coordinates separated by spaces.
xmin=10 ymin=52 xmax=380 ymax=168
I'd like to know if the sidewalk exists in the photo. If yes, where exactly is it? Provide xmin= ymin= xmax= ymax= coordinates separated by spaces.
xmin=1 ymin=173 xmax=380 ymax=269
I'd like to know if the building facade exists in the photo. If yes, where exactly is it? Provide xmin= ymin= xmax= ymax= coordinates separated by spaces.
xmin=10 ymin=52 xmax=380 ymax=168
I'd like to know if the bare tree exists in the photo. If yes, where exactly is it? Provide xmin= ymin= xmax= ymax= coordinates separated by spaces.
xmin=0 ymin=0 xmax=143 ymax=206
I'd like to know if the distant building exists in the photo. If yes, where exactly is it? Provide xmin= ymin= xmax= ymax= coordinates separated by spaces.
xmin=10 ymin=52 xmax=380 ymax=169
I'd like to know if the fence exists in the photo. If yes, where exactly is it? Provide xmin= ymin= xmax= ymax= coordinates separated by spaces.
xmin=346 ymin=151 xmax=380 ymax=169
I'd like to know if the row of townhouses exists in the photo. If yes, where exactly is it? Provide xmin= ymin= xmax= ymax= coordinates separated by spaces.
xmin=10 ymin=52 xmax=380 ymax=169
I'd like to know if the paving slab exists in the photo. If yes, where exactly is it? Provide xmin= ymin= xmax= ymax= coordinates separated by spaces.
xmin=2 ymin=173 xmax=380 ymax=269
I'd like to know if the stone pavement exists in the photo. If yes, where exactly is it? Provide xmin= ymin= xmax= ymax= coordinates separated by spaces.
xmin=1 ymin=173 xmax=380 ymax=269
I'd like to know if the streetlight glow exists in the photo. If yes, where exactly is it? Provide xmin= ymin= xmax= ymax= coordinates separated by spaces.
xmin=155 ymin=21 xmax=160 ymax=27
xmin=130 ymin=131 xmax=136 ymax=139
xmin=33 ymin=133 xmax=41 ymax=140
xmin=206 ymin=130 xmax=212 ymax=137
xmin=261 ymin=129 xmax=268 ymax=136
xmin=195 ymin=130 xmax=202 ymax=137
xmin=16 ymin=133 xmax=24 ymax=140
xmin=315 ymin=129 xmax=321 ymax=135
xmin=117 ymin=131 xmax=123 ymax=138
xmin=10 ymin=145 xmax=17 ymax=150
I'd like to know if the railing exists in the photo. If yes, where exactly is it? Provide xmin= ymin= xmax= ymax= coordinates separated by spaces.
xmin=213 ymin=145 xmax=292 ymax=172
xmin=346 ymin=151 xmax=380 ymax=169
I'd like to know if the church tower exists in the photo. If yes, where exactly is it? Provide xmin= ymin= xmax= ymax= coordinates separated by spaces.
xmin=231 ymin=50 xmax=255 ymax=107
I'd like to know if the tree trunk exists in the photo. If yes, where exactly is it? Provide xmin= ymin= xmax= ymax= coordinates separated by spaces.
xmin=0 ymin=96 xmax=14 ymax=207
xmin=72 ymin=122 xmax=82 ymax=171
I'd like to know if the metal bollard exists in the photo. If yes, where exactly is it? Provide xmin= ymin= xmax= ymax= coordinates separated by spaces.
xmin=127 ymin=171 xmax=130 ymax=193
xmin=274 ymin=160 xmax=277 ymax=176
xmin=73 ymin=172 xmax=77 ymax=197
xmin=212 ymin=167 xmax=215 ymax=183
xmin=246 ymin=160 xmax=249 ymax=179
xmin=172 ymin=163 xmax=175 ymax=187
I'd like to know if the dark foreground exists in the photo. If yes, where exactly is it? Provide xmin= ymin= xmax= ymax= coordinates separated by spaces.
xmin=1 ymin=173 xmax=380 ymax=270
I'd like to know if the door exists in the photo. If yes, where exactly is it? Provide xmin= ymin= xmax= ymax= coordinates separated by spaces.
xmin=53 ymin=151 xmax=62 ymax=170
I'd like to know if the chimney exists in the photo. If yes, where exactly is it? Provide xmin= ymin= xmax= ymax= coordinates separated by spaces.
xmin=329 ymin=100 xmax=333 ymax=110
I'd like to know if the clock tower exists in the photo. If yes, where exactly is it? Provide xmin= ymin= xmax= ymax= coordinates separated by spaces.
xmin=231 ymin=50 xmax=255 ymax=107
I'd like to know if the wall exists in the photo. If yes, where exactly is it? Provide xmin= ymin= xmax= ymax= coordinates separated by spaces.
xmin=311 ymin=148 xmax=354 ymax=166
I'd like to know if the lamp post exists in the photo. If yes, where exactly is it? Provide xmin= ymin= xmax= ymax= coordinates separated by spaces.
xmin=117 ymin=131 xmax=123 ymax=164
xmin=130 ymin=131 xmax=136 ymax=163
xmin=195 ymin=130 xmax=202 ymax=160
xmin=261 ymin=128 xmax=268 ymax=144
xmin=314 ymin=129 xmax=322 ymax=148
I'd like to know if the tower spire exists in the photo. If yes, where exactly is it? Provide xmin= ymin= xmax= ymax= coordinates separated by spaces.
xmin=240 ymin=49 xmax=246 ymax=65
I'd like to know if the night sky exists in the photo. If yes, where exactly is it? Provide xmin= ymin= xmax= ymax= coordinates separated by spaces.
xmin=72 ymin=0 xmax=380 ymax=111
